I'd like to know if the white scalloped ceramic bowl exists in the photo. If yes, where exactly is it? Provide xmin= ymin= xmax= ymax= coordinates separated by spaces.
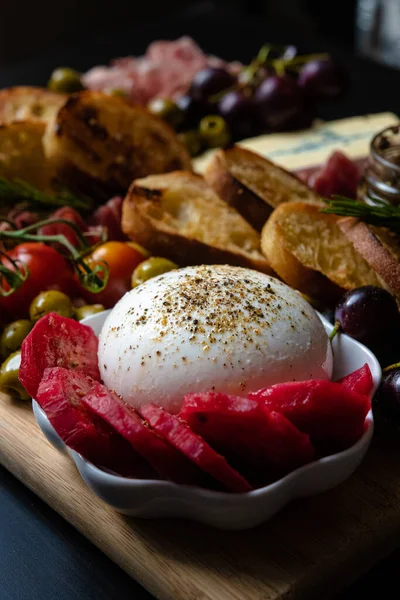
xmin=32 ymin=310 xmax=380 ymax=530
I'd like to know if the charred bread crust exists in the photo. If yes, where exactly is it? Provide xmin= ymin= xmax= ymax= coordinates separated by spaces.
xmin=204 ymin=150 xmax=273 ymax=231
xmin=261 ymin=212 xmax=344 ymax=306
xmin=339 ymin=218 xmax=400 ymax=300
xmin=44 ymin=91 xmax=192 ymax=195
xmin=204 ymin=147 xmax=321 ymax=232
xmin=122 ymin=173 xmax=273 ymax=274
xmin=0 ymin=86 xmax=66 ymax=124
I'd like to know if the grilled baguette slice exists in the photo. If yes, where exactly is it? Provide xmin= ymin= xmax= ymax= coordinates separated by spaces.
xmin=0 ymin=121 xmax=57 ymax=192
xmin=339 ymin=218 xmax=400 ymax=300
xmin=0 ymin=87 xmax=66 ymax=124
xmin=204 ymin=146 xmax=321 ymax=231
xmin=43 ymin=91 xmax=192 ymax=198
xmin=122 ymin=171 xmax=273 ymax=273
xmin=261 ymin=202 xmax=387 ymax=305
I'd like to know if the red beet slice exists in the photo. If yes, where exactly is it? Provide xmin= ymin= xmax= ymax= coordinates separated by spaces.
xmin=249 ymin=379 xmax=371 ymax=453
xmin=81 ymin=383 xmax=209 ymax=486
xmin=139 ymin=404 xmax=252 ymax=493
xmin=336 ymin=364 xmax=373 ymax=397
xmin=20 ymin=313 xmax=101 ymax=398
xmin=180 ymin=392 xmax=314 ymax=485
xmin=36 ymin=367 xmax=148 ymax=476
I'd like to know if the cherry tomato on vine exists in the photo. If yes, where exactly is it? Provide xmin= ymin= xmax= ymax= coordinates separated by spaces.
xmin=40 ymin=207 xmax=88 ymax=248
xmin=79 ymin=241 xmax=147 ymax=308
xmin=0 ymin=243 xmax=74 ymax=318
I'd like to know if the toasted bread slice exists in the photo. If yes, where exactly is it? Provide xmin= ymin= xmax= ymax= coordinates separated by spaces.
xmin=0 ymin=121 xmax=57 ymax=192
xmin=43 ymin=91 xmax=192 ymax=198
xmin=261 ymin=202 xmax=386 ymax=305
xmin=122 ymin=171 xmax=273 ymax=273
xmin=339 ymin=219 xmax=400 ymax=300
xmin=0 ymin=87 xmax=66 ymax=125
xmin=204 ymin=146 xmax=321 ymax=231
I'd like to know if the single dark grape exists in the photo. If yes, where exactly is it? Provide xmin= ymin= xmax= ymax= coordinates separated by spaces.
xmin=218 ymin=91 xmax=257 ymax=139
xmin=375 ymin=368 xmax=400 ymax=424
xmin=190 ymin=67 xmax=236 ymax=101
xmin=334 ymin=286 xmax=400 ymax=357
xmin=254 ymin=75 xmax=303 ymax=130
xmin=176 ymin=95 xmax=210 ymax=129
xmin=237 ymin=65 xmax=274 ymax=89
xmin=298 ymin=59 xmax=347 ymax=102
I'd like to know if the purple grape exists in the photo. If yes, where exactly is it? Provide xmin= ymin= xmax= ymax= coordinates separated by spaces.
xmin=298 ymin=59 xmax=347 ymax=102
xmin=254 ymin=75 xmax=303 ymax=130
xmin=237 ymin=65 xmax=274 ymax=89
xmin=375 ymin=368 xmax=400 ymax=424
xmin=218 ymin=90 xmax=257 ymax=139
xmin=334 ymin=286 xmax=400 ymax=358
xmin=176 ymin=94 xmax=210 ymax=129
xmin=190 ymin=67 xmax=236 ymax=101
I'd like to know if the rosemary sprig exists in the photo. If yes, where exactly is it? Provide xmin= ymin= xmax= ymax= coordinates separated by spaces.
xmin=322 ymin=195 xmax=400 ymax=233
xmin=0 ymin=177 xmax=93 ymax=212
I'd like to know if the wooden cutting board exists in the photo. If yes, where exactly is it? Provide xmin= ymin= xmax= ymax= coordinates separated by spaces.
xmin=2 ymin=391 xmax=400 ymax=600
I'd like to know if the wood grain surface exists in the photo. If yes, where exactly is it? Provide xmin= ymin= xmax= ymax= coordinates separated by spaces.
xmin=2 ymin=392 xmax=400 ymax=600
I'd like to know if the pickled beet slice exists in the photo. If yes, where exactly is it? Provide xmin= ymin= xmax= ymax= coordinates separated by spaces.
xmin=180 ymin=392 xmax=314 ymax=485
xmin=336 ymin=364 xmax=374 ymax=397
xmin=81 ymin=383 xmax=209 ymax=486
xmin=36 ymin=367 xmax=148 ymax=476
xmin=249 ymin=379 xmax=371 ymax=453
xmin=139 ymin=404 xmax=252 ymax=493
xmin=20 ymin=313 xmax=101 ymax=398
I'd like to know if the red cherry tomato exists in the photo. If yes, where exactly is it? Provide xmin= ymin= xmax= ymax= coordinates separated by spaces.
xmin=80 ymin=241 xmax=146 ymax=308
xmin=0 ymin=243 xmax=74 ymax=318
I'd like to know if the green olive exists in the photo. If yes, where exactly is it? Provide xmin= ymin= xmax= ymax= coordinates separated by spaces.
xmin=74 ymin=304 xmax=105 ymax=321
xmin=198 ymin=115 xmax=231 ymax=148
xmin=0 ymin=320 xmax=32 ymax=359
xmin=148 ymin=98 xmax=185 ymax=128
xmin=48 ymin=67 xmax=84 ymax=93
xmin=178 ymin=130 xmax=203 ymax=157
xmin=29 ymin=290 xmax=74 ymax=322
xmin=0 ymin=351 xmax=29 ymax=400
xmin=131 ymin=257 xmax=178 ymax=288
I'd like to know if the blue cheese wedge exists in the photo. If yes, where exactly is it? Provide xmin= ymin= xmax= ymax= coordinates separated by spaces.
xmin=194 ymin=112 xmax=399 ymax=173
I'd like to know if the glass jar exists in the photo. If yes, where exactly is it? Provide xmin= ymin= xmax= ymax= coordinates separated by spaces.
xmin=358 ymin=124 xmax=400 ymax=205
xmin=356 ymin=0 xmax=400 ymax=68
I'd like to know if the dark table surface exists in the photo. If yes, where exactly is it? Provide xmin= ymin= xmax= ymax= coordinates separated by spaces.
xmin=1 ymin=6 xmax=400 ymax=600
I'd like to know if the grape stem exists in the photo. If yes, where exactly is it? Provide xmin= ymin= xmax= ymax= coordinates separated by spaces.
xmin=383 ymin=362 xmax=400 ymax=373
xmin=329 ymin=320 xmax=341 ymax=342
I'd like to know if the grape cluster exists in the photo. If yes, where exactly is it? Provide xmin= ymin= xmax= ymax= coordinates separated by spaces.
xmin=148 ymin=45 xmax=347 ymax=156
